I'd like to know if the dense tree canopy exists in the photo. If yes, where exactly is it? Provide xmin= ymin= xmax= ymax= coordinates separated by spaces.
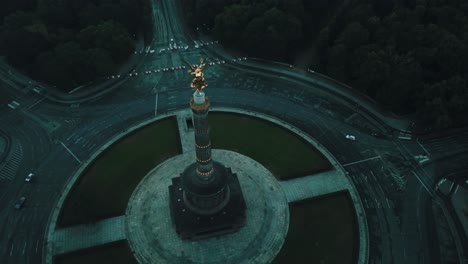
xmin=0 ymin=0 xmax=152 ymax=90
xmin=183 ymin=0 xmax=468 ymax=129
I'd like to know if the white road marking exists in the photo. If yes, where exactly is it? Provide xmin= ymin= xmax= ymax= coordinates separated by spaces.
xmin=416 ymin=138 xmax=431 ymax=157
xmin=413 ymin=171 xmax=434 ymax=197
xmin=9 ymin=243 xmax=14 ymax=256
xmin=59 ymin=141 xmax=82 ymax=164
xmin=343 ymin=156 xmax=380 ymax=167
xmin=375 ymin=198 xmax=380 ymax=208
xmin=28 ymin=97 xmax=46 ymax=109
xmin=35 ymin=240 xmax=40 ymax=253
xmin=22 ymin=242 xmax=27 ymax=255
xmin=386 ymin=198 xmax=391 ymax=208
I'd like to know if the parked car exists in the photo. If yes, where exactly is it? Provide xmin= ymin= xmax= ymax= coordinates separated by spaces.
xmin=345 ymin=134 xmax=356 ymax=141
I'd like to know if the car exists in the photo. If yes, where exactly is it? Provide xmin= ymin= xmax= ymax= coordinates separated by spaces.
xmin=25 ymin=173 xmax=34 ymax=182
xmin=15 ymin=197 xmax=26 ymax=210
xmin=170 ymin=38 xmax=174 ymax=42
xmin=345 ymin=135 xmax=356 ymax=141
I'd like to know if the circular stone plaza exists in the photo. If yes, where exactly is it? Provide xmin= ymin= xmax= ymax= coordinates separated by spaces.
xmin=45 ymin=67 xmax=368 ymax=264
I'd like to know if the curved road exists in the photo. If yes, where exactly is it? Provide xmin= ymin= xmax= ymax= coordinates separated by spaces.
xmin=0 ymin=0 xmax=467 ymax=264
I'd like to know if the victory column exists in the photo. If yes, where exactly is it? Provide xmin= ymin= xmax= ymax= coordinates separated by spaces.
xmin=168 ymin=58 xmax=247 ymax=240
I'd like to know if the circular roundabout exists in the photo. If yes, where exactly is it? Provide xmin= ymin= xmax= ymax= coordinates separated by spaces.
xmin=48 ymin=110 xmax=365 ymax=264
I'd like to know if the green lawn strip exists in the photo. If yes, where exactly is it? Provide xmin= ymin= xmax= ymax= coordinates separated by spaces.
xmin=209 ymin=113 xmax=332 ymax=180
xmin=58 ymin=117 xmax=180 ymax=227
xmin=273 ymin=192 xmax=358 ymax=264
xmin=54 ymin=241 xmax=138 ymax=264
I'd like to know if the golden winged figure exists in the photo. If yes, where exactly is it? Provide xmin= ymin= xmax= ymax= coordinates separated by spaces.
xmin=187 ymin=57 xmax=208 ymax=92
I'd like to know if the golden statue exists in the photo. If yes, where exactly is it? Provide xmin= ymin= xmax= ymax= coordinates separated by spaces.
xmin=187 ymin=57 xmax=207 ymax=92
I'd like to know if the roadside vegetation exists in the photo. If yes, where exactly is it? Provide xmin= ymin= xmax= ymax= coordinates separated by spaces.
xmin=209 ymin=112 xmax=332 ymax=180
xmin=58 ymin=117 xmax=180 ymax=227
xmin=182 ymin=0 xmax=468 ymax=130
xmin=0 ymin=0 xmax=153 ymax=91
xmin=273 ymin=192 xmax=358 ymax=264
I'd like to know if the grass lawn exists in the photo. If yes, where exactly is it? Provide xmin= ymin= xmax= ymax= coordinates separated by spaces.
xmin=273 ymin=192 xmax=358 ymax=264
xmin=54 ymin=241 xmax=137 ymax=264
xmin=209 ymin=112 xmax=332 ymax=180
xmin=58 ymin=117 xmax=181 ymax=227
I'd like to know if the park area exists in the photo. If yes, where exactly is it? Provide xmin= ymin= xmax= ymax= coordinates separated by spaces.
xmin=56 ymin=113 xmax=355 ymax=264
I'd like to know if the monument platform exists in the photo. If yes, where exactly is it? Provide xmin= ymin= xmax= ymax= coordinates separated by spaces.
xmin=125 ymin=149 xmax=289 ymax=264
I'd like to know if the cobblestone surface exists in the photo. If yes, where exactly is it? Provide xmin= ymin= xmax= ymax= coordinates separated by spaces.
xmin=125 ymin=150 xmax=289 ymax=264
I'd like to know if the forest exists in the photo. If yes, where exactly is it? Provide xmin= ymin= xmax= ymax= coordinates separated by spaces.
xmin=0 ymin=0 xmax=152 ymax=90
xmin=182 ymin=0 xmax=468 ymax=129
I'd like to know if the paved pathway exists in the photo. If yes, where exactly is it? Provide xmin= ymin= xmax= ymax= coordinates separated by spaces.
xmin=51 ymin=216 xmax=125 ymax=255
xmin=281 ymin=170 xmax=349 ymax=203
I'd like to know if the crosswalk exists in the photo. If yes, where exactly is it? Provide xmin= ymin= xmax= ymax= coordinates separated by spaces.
xmin=0 ymin=141 xmax=23 ymax=181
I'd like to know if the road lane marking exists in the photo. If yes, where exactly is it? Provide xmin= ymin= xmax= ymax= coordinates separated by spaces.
xmin=10 ymin=243 xmax=14 ymax=256
xmin=416 ymin=138 xmax=431 ymax=157
xmin=35 ymin=240 xmax=40 ymax=253
xmin=59 ymin=141 xmax=82 ymax=164
xmin=28 ymin=97 xmax=46 ymax=109
xmin=22 ymin=242 xmax=27 ymax=255
xmin=413 ymin=171 xmax=434 ymax=197
xmin=343 ymin=156 xmax=380 ymax=167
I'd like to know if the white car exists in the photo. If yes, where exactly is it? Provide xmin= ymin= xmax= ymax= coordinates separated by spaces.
xmin=345 ymin=135 xmax=356 ymax=141
xmin=25 ymin=173 xmax=34 ymax=182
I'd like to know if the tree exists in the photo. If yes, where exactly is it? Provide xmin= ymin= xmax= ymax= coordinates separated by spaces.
xmin=214 ymin=4 xmax=250 ymax=46
xmin=327 ymin=43 xmax=348 ymax=82
xmin=242 ymin=7 xmax=302 ymax=59
xmin=77 ymin=20 xmax=134 ymax=62
xmin=418 ymin=76 xmax=468 ymax=128
xmin=336 ymin=22 xmax=369 ymax=50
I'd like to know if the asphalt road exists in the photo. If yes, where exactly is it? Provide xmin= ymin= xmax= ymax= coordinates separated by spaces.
xmin=0 ymin=0 xmax=467 ymax=263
